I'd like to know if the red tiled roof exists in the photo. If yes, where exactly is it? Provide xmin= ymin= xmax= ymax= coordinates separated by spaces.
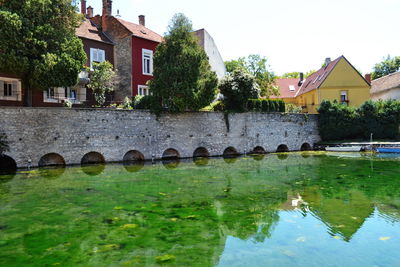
xmin=115 ymin=18 xmax=163 ymax=43
xmin=76 ymin=19 xmax=113 ymax=44
xmin=295 ymin=56 xmax=342 ymax=97
xmin=271 ymin=78 xmax=300 ymax=99
xmin=371 ymin=71 xmax=400 ymax=94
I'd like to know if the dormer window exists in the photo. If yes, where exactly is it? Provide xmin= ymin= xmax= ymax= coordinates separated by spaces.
xmin=289 ymin=85 xmax=295 ymax=91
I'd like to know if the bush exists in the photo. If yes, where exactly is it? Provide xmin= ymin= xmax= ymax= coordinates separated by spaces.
xmin=285 ymin=104 xmax=302 ymax=113
xmin=219 ymin=69 xmax=260 ymax=112
xmin=201 ymin=100 xmax=225 ymax=111
xmin=134 ymin=95 xmax=160 ymax=111
xmin=317 ymin=99 xmax=400 ymax=141
xmin=246 ymin=99 xmax=285 ymax=112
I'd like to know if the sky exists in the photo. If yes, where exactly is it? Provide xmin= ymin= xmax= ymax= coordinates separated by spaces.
xmin=84 ymin=0 xmax=400 ymax=76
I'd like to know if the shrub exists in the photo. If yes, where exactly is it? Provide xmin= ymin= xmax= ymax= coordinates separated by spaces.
xmin=246 ymin=99 xmax=285 ymax=112
xmin=201 ymin=101 xmax=225 ymax=111
xmin=134 ymin=95 xmax=160 ymax=111
xmin=317 ymin=99 xmax=400 ymax=141
xmin=219 ymin=69 xmax=260 ymax=112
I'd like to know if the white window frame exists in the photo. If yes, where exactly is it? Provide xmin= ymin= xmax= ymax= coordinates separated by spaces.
xmin=43 ymin=88 xmax=59 ymax=103
xmin=138 ymin=85 xmax=150 ymax=96
xmin=142 ymin=49 xmax=153 ymax=75
xmin=0 ymin=77 xmax=22 ymax=101
xmin=43 ymin=87 xmax=85 ymax=104
xmin=90 ymin=48 xmax=105 ymax=69
xmin=340 ymin=90 xmax=348 ymax=103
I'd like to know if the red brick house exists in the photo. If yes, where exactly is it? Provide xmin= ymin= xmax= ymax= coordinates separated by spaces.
xmin=0 ymin=0 xmax=115 ymax=107
xmin=91 ymin=0 xmax=163 ymax=101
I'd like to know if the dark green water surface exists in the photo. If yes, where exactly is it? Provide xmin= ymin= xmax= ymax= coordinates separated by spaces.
xmin=1 ymin=152 xmax=400 ymax=266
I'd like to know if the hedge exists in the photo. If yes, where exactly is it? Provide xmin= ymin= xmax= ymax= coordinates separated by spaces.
xmin=247 ymin=99 xmax=285 ymax=112
xmin=317 ymin=99 xmax=400 ymax=141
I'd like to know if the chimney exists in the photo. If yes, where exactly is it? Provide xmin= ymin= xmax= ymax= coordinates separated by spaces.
xmin=365 ymin=74 xmax=371 ymax=84
xmin=81 ymin=0 xmax=86 ymax=15
xmin=107 ymin=0 xmax=112 ymax=16
xmin=298 ymin=72 xmax=304 ymax=86
xmin=87 ymin=6 xmax=93 ymax=18
xmin=325 ymin=57 xmax=331 ymax=67
xmin=139 ymin=15 xmax=145 ymax=26
xmin=102 ymin=0 xmax=108 ymax=31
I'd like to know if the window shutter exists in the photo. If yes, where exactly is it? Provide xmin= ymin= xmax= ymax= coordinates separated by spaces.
xmin=90 ymin=48 xmax=94 ymax=68
xmin=12 ymin=81 xmax=18 ymax=96
xmin=79 ymin=87 xmax=86 ymax=101
xmin=100 ymin=50 xmax=105 ymax=62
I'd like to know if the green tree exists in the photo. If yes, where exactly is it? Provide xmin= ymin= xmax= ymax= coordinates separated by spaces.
xmin=371 ymin=55 xmax=400 ymax=80
xmin=149 ymin=13 xmax=218 ymax=113
xmin=0 ymin=0 xmax=86 ymax=106
xmin=280 ymin=71 xmax=316 ymax=79
xmin=87 ymin=61 xmax=117 ymax=106
xmin=225 ymin=55 xmax=277 ymax=97
xmin=219 ymin=69 xmax=260 ymax=112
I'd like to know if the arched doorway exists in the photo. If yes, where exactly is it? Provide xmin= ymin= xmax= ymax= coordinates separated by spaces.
xmin=123 ymin=150 xmax=145 ymax=162
xmin=193 ymin=147 xmax=209 ymax=158
xmin=162 ymin=148 xmax=180 ymax=159
xmin=38 ymin=153 xmax=66 ymax=167
xmin=0 ymin=155 xmax=17 ymax=173
xmin=276 ymin=144 xmax=289 ymax=152
xmin=81 ymin=152 xmax=105 ymax=165
xmin=223 ymin=146 xmax=239 ymax=158
xmin=251 ymin=146 xmax=265 ymax=154
xmin=300 ymin=143 xmax=312 ymax=151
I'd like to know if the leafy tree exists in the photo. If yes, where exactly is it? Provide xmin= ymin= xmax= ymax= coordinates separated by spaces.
xmin=149 ymin=13 xmax=218 ymax=113
xmin=87 ymin=61 xmax=117 ymax=106
xmin=225 ymin=55 xmax=277 ymax=97
xmin=219 ymin=69 xmax=260 ymax=112
xmin=0 ymin=132 xmax=9 ymax=155
xmin=280 ymin=71 xmax=316 ymax=79
xmin=371 ymin=55 xmax=400 ymax=80
xmin=0 ymin=0 xmax=86 ymax=106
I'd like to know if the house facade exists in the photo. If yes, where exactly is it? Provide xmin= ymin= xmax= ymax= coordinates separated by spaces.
xmin=370 ymin=72 xmax=400 ymax=101
xmin=0 ymin=1 xmax=115 ymax=107
xmin=194 ymin=29 xmax=226 ymax=79
xmin=91 ymin=0 xmax=162 ymax=102
xmin=273 ymin=56 xmax=371 ymax=114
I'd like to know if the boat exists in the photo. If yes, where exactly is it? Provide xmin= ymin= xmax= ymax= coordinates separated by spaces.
xmin=376 ymin=147 xmax=400 ymax=153
xmin=325 ymin=146 xmax=362 ymax=152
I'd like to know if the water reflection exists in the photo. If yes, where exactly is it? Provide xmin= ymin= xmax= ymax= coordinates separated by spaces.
xmin=81 ymin=164 xmax=105 ymax=176
xmin=162 ymin=158 xmax=180 ymax=169
xmin=193 ymin=157 xmax=209 ymax=166
xmin=0 ymin=153 xmax=400 ymax=266
xmin=250 ymin=154 xmax=265 ymax=161
xmin=123 ymin=161 xmax=144 ymax=172
xmin=276 ymin=153 xmax=289 ymax=160
xmin=38 ymin=166 xmax=66 ymax=179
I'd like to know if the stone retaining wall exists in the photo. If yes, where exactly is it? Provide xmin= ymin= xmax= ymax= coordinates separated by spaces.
xmin=0 ymin=107 xmax=320 ymax=168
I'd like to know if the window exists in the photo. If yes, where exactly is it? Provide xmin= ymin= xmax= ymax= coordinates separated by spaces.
xmin=3 ymin=82 xmax=12 ymax=96
xmin=0 ymin=78 xmax=21 ymax=101
xmin=142 ymin=49 xmax=153 ymax=75
xmin=138 ymin=85 xmax=150 ymax=96
xmin=90 ymin=48 xmax=105 ymax=69
xmin=289 ymin=85 xmax=295 ymax=91
xmin=340 ymin=91 xmax=348 ymax=104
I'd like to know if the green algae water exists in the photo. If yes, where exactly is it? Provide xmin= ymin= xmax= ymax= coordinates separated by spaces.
xmin=1 ymin=152 xmax=400 ymax=266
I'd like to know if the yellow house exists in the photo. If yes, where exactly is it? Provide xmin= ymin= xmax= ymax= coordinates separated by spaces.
xmin=274 ymin=56 xmax=371 ymax=114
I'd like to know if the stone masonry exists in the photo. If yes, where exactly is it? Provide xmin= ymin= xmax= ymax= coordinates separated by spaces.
xmin=0 ymin=107 xmax=320 ymax=168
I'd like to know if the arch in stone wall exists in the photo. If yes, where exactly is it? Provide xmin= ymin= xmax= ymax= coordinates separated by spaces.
xmin=223 ymin=146 xmax=239 ymax=157
xmin=38 ymin=153 xmax=66 ymax=167
xmin=81 ymin=152 xmax=105 ymax=165
xmin=276 ymin=144 xmax=289 ymax=152
xmin=193 ymin=147 xmax=209 ymax=158
xmin=251 ymin=146 xmax=266 ymax=154
xmin=300 ymin=143 xmax=312 ymax=151
xmin=162 ymin=148 xmax=180 ymax=159
xmin=0 ymin=155 xmax=17 ymax=173
xmin=123 ymin=150 xmax=145 ymax=162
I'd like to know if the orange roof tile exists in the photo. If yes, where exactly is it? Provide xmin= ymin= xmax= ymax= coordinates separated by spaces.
xmin=76 ymin=19 xmax=113 ymax=44
xmin=115 ymin=18 xmax=163 ymax=43
xmin=271 ymin=78 xmax=300 ymax=99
